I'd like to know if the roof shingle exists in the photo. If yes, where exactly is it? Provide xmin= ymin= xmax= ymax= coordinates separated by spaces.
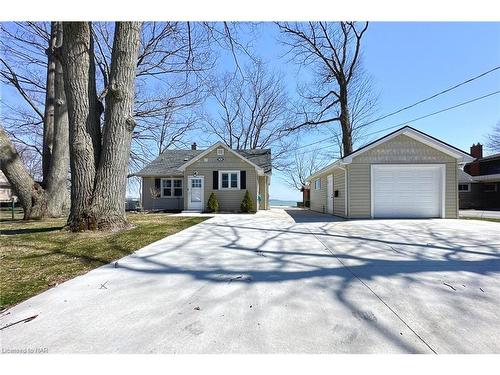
xmin=133 ymin=147 xmax=272 ymax=177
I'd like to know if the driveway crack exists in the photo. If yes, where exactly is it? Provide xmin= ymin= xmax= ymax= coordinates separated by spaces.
xmin=306 ymin=227 xmax=438 ymax=354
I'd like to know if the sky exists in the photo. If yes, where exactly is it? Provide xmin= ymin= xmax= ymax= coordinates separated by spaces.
xmin=2 ymin=22 xmax=499 ymax=201
xmin=249 ymin=22 xmax=500 ymax=201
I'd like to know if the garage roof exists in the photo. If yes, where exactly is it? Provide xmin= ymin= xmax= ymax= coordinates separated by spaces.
xmin=307 ymin=126 xmax=475 ymax=181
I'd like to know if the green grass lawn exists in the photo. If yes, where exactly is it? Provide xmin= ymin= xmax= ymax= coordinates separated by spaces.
xmin=461 ymin=217 xmax=500 ymax=223
xmin=0 ymin=213 xmax=208 ymax=309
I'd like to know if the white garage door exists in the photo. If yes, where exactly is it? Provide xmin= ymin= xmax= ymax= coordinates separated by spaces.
xmin=372 ymin=165 xmax=443 ymax=218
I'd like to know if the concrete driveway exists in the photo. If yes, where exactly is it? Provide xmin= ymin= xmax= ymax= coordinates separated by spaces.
xmin=1 ymin=209 xmax=499 ymax=353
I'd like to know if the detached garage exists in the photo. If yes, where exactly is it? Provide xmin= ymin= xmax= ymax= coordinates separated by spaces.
xmin=307 ymin=126 xmax=474 ymax=219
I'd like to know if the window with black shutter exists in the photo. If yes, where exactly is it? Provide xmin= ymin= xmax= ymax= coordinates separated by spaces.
xmin=213 ymin=171 xmax=219 ymax=189
xmin=240 ymin=170 xmax=246 ymax=189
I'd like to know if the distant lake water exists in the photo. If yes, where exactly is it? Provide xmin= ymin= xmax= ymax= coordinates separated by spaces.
xmin=269 ymin=199 xmax=299 ymax=207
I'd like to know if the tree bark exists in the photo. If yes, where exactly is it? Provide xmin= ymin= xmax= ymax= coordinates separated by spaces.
xmin=45 ymin=22 xmax=70 ymax=217
xmin=42 ymin=22 xmax=57 ymax=186
xmin=1 ymin=22 xmax=69 ymax=220
xmin=339 ymin=84 xmax=353 ymax=156
xmin=0 ymin=125 xmax=47 ymax=219
xmin=90 ymin=22 xmax=142 ymax=230
xmin=62 ymin=22 xmax=102 ymax=231
xmin=62 ymin=22 xmax=141 ymax=231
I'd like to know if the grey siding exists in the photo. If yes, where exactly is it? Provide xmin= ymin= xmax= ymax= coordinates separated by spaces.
xmin=310 ymin=173 xmax=327 ymax=213
xmin=333 ymin=168 xmax=346 ymax=217
xmin=348 ymin=134 xmax=459 ymax=218
xmin=142 ymin=177 xmax=184 ymax=211
xmin=459 ymin=182 xmax=500 ymax=209
xmin=184 ymin=148 xmax=258 ymax=211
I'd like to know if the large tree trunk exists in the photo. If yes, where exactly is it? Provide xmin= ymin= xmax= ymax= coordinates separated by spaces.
xmin=42 ymin=22 xmax=57 ymax=186
xmin=0 ymin=126 xmax=47 ymax=219
xmin=91 ymin=22 xmax=142 ymax=230
xmin=339 ymin=83 xmax=353 ymax=156
xmin=62 ymin=22 xmax=141 ymax=231
xmin=1 ymin=22 xmax=70 ymax=220
xmin=62 ymin=22 xmax=102 ymax=231
xmin=45 ymin=22 xmax=70 ymax=217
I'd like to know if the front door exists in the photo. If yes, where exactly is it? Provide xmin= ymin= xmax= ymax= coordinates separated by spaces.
xmin=327 ymin=174 xmax=334 ymax=214
xmin=188 ymin=176 xmax=204 ymax=211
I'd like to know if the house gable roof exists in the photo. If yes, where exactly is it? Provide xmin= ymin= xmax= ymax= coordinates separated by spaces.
xmin=177 ymin=142 xmax=265 ymax=174
xmin=134 ymin=142 xmax=271 ymax=177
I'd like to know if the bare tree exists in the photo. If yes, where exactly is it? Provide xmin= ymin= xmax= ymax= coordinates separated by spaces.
xmin=281 ymin=146 xmax=328 ymax=191
xmin=0 ymin=22 xmax=69 ymax=218
xmin=486 ymin=121 xmax=500 ymax=153
xmin=62 ymin=21 xmax=142 ymax=231
xmin=277 ymin=22 xmax=374 ymax=156
xmin=205 ymin=62 xmax=294 ymax=168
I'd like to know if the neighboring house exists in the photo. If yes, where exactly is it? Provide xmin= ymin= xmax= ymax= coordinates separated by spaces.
xmin=306 ymin=126 xmax=473 ymax=219
xmin=459 ymin=143 xmax=500 ymax=209
xmin=134 ymin=142 xmax=271 ymax=212
xmin=0 ymin=171 xmax=17 ymax=202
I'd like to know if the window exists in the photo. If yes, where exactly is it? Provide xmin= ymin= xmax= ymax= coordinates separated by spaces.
xmin=458 ymin=184 xmax=470 ymax=192
xmin=161 ymin=178 xmax=183 ymax=198
xmin=314 ymin=179 xmax=321 ymax=190
xmin=217 ymin=148 xmax=224 ymax=156
xmin=483 ymin=183 xmax=497 ymax=193
xmin=219 ymin=171 xmax=240 ymax=189
xmin=191 ymin=179 xmax=202 ymax=188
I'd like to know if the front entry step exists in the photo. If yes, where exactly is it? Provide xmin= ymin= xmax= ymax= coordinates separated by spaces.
xmin=181 ymin=210 xmax=202 ymax=214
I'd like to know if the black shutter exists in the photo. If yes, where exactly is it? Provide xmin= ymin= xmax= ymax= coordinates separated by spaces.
xmin=240 ymin=170 xmax=246 ymax=189
xmin=155 ymin=178 xmax=161 ymax=189
xmin=213 ymin=171 xmax=218 ymax=189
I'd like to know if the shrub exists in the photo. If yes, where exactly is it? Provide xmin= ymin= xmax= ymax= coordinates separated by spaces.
xmin=207 ymin=192 xmax=219 ymax=212
xmin=240 ymin=190 xmax=254 ymax=213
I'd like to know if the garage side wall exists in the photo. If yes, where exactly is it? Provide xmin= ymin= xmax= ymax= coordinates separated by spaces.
xmin=310 ymin=173 xmax=327 ymax=213
xmin=333 ymin=169 xmax=346 ymax=217
xmin=348 ymin=134 xmax=458 ymax=218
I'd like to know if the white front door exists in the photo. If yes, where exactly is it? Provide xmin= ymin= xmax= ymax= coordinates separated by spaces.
xmin=188 ymin=176 xmax=204 ymax=211
xmin=327 ymin=174 xmax=334 ymax=214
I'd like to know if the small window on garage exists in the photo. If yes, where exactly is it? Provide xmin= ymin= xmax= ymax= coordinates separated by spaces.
xmin=483 ymin=183 xmax=497 ymax=193
xmin=458 ymin=184 xmax=470 ymax=192
xmin=217 ymin=148 xmax=224 ymax=156
xmin=314 ymin=179 xmax=321 ymax=190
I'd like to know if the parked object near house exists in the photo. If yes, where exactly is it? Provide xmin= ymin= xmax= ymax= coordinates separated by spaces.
xmin=133 ymin=142 xmax=271 ymax=212
xmin=307 ymin=126 xmax=473 ymax=219
xmin=125 ymin=198 xmax=141 ymax=211
xmin=0 ymin=171 xmax=17 ymax=202
xmin=459 ymin=143 xmax=500 ymax=209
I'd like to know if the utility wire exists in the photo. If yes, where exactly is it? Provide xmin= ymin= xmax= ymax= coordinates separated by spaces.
xmin=195 ymin=67 xmax=500 ymax=151
xmin=295 ymin=89 xmax=500 ymax=152
xmin=359 ymin=65 xmax=500 ymax=127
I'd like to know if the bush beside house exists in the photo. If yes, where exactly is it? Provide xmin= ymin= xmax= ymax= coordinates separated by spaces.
xmin=207 ymin=192 xmax=219 ymax=212
xmin=240 ymin=190 xmax=254 ymax=213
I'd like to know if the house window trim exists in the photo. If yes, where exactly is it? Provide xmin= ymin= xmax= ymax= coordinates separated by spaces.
xmin=219 ymin=170 xmax=240 ymax=190
xmin=458 ymin=183 xmax=471 ymax=192
xmin=217 ymin=148 xmax=224 ymax=156
xmin=483 ymin=183 xmax=498 ymax=193
xmin=314 ymin=178 xmax=321 ymax=190
xmin=160 ymin=178 xmax=183 ymax=198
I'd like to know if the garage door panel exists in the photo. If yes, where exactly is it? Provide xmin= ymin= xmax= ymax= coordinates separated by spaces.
xmin=372 ymin=165 xmax=442 ymax=218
